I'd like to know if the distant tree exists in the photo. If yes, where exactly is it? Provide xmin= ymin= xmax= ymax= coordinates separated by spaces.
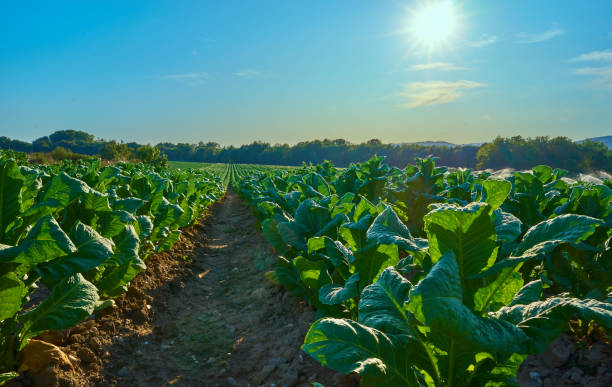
xmin=1 ymin=129 xmax=610 ymax=172
xmin=100 ymin=141 xmax=132 ymax=161
xmin=49 ymin=129 xmax=95 ymax=144
xmin=136 ymin=145 xmax=168 ymax=168
xmin=32 ymin=137 xmax=52 ymax=152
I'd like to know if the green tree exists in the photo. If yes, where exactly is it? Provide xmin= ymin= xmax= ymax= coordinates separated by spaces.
xmin=100 ymin=141 xmax=132 ymax=161
xmin=135 ymin=145 xmax=168 ymax=168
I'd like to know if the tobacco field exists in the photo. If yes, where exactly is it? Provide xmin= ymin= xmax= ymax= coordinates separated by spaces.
xmin=1 ymin=155 xmax=611 ymax=386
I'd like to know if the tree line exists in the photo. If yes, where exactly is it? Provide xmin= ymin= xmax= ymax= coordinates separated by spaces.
xmin=1 ymin=130 xmax=610 ymax=172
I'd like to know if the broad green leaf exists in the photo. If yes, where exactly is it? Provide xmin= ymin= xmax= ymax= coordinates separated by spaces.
xmin=352 ymin=244 xmax=399 ymax=288
xmin=0 ymin=216 xmax=76 ymax=277
xmin=294 ymin=256 xmax=325 ymax=291
xmin=96 ymin=226 xmax=144 ymax=297
xmin=302 ymin=318 xmax=427 ymax=386
xmin=532 ymin=165 xmax=553 ymax=184
xmin=407 ymin=251 xmax=529 ymax=357
xmin=35 ymin=222 xmax=115 ymax=284
xmin=41 ymin=172 xmax=94 ymax=207
xmin=509 ymin=280 xmax=542 ymax=306
xmin=314 ymin=213 xmax=349 ymax=239
xmin=425 ymin=202 xmax=497 ymax=278
xmin=358 ymin=267 xmax=440 ymax=384
xmin=492 ymin=297 xmax=612 ymax=352
xmin=492 ymin=209 xmax=522 ymax=247
xmin=153 ymin=202 xmax=184 ymax=232
xmin=308 ymin=236 xmax=352 ymax=279
xmin=319 ymin=273 xmax=360 ymax=305
xmin=307 ymin=236 xmax=326 ymax=253
xmin=157 ymin=229 xmax=181 ymax=252
xmin=135 ymin=215 xmax=154 ymax=240
xmin=480 ymin=180 xmax=512 ymax=212
xmin=513 ymin=172 xmax=543 ymax=199
xmin=339 ymin=215 xmax=375 ymax=250
xmin=353 ymin=196 xmax=379 ymax=222
xmin=303 ymin=172 xmax=332 ymax=196
xmin=366 ymin=206 xmax=428 ymax=252
xmin=512 ymin=214 xmax=602 ymax=259
xmin=96 ymin=255 xmax=145 ymax=298
xmin=174 ymin=204 xmax=195 ymax=228
xmin=358 ymin=267 xmax=413 ymax=335
xmin=293 ymin=199 xmax=334 ymax=236
xmin=277 ymin=221 xmax=307 ymax=251
xmin=98 ymin=210 xmax=137 ymax=238
xmin=0 ymin=160 xmax=25 ymax=242
xmin=473 ymin=271 xmax=523 ymax=314
xmin=0 ymin=273 xmax=24 ymax=321
xmin=261 ymin=219 xmax=288 ymax=254
xmin=81 ymin=190 xmax=112 ymax=212
xmin=274 ymin=256 xmax=305 ymax=297
xmin=19 ymin=274 xmax=99 ymax=340
xmin=113 ymin=197 xmax=146 ymax=213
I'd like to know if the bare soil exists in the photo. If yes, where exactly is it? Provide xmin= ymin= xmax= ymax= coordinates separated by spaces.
xmin=16 ymin=190 xmax=358 ymax=387
xmin=518 ymin=333 xmax=612 ymax=387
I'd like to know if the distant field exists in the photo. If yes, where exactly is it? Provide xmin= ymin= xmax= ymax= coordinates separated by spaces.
xmin=168 ymin=161 xmax=221 ymax=169
xmin=169 ymin=161 xmax=297 ymax=170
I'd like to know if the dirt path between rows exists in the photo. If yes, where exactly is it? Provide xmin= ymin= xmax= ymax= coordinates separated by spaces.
xmin=26 ymin=190 xmax=357 ymax=387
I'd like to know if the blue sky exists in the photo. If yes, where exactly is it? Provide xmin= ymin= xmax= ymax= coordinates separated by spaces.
xmin=1 ymin=0 xmax=611 ymax=145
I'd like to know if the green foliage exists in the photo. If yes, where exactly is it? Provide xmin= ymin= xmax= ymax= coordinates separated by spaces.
xmin=0 ymin=158 xmax=225 ymax=374
xmin=476 ymin=135 xmax=612 ymax=172
xmin=238 ymin=155 xmax=612 ymax=386
xmin=100 ymin=141 xmax=132 ymax=161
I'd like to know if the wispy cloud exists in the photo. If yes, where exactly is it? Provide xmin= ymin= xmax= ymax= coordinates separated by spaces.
xmin=515 ymin=27 xmax=563 ymax=44
xmin=471 ymin=34 xmax=498 ymax=48
xmin=160 ymin=72 xmax=209 ymax=85
xmin=570 ymin=49 xmax=612 ymax=62
xmin=410 ymin=62 xmax=468 ymax=71
xmin=575 ymin=66 xmax=612 ymax=89
xmin=398 ymin=80 xmax=487 ymax=108
xmin=234 ymin=69 xmax=261 ymax=78
xmin=571 ymin=49 xmax=612 ymax=89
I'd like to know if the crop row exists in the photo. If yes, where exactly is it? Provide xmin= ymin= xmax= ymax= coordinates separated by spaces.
xmin=0 ymin=158 xmax=225 ymax=382
xmin=237 ymin=156 xmax=612 ymax=386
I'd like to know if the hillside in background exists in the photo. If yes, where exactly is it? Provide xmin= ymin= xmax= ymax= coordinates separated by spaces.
xmin=1 ymin=130 xmax=611 ymax=172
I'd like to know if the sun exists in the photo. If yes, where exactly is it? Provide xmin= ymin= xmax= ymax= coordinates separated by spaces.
xmin=411 ymin=1 xmax=457 ymax=48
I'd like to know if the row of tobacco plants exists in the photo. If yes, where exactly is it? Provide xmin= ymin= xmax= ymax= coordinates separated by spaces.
xmin=238 ymin=156 xmax=612 ymax=386
xmin=0 ymin=157 xmax=224 ymax=383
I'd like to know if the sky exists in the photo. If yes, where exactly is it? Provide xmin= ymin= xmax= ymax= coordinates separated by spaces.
xmin=1 ymin=0 xmax=611 ymax=146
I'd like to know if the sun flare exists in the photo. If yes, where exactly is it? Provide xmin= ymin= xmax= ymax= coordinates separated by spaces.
xmin=412 ymin=1 xmax=457 ymax=48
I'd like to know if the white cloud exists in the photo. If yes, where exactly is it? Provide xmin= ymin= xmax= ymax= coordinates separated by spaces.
xmin=471 ymin=34 xmax=498 ymax=48
xmin=570 ymin=49 xmax=612 ymax=62
xmin=575 ymin=66 xmax=612 ymax=89
xmin=234 ymin=69 xmax=261 ymax=78
xmin=410 ymin=62 xmax=468 ymax=71
xmin=571 ymin=49 xmax=612 ymax=89
xmin=160 ymin=72 xmax=209 ymax=85
xmin=398 ymin=80 xmax=487 ymax=108
xmin=515 ymin=28 xmax=563 ymax=44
